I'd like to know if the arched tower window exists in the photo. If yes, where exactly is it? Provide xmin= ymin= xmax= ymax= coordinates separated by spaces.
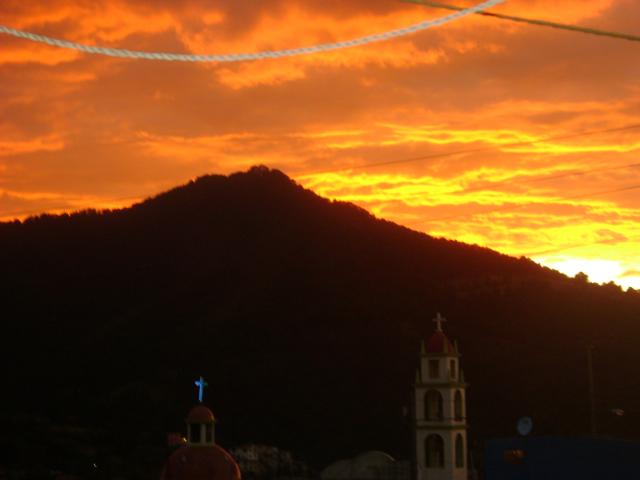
xmin=454 ymin=390 xmax=463 ymax=420
xmin=189 ymin=424 xmax=201 ymax=443
xmin=429 ymin=359 xmax=440 ymax=378
xmin=185 ymin=404 xmax=216 ymax=446
xmin=455 ymin=434 xmax=465 ymax=468
xmin=424 ymin=390 xmax=443 ymax=420
xmin=425 ymin=434 xmax=444 ymax=468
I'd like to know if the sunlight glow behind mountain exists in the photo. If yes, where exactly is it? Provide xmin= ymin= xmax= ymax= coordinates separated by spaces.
xmin=0 ymin=0 xmax=638 ymax=289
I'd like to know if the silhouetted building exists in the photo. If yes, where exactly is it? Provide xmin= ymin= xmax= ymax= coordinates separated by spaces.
xmin=485 ymin=436 xmax=640 ymax=480
xmin=231 ymin=444 xmax=312 ymax=480
xmin=321 ymin=451 xmax=410 ymax=480
xmin=161 ymin=404 xmax=241 ymax=480
xmin=414 ymin=314 xmax=468 ymax=480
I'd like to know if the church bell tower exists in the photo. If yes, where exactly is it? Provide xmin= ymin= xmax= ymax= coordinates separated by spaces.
xmin=414 ymin=313 xmax=468 ymax=480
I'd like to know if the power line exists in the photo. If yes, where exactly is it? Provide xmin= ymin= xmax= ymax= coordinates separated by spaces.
xmin=407 ymin=178 xmax=640 ymax=264
xmin=5 ymin=125 xmax=639 ymax=222
xmin=415 ymin=183 xmax=640 ymax=225
xmin=522 ymin=238 xmax=640 ymax=258
xmin=0 ymin=0 xmax=504 ymax=62
xmin=519 ymin=162 xmax=640 ymax=186
xmin=300 ymin=123 xmax=640 ymax=175
xmin=8 ymin=168 xmax=638 ymax=225
xmin=404 ymin=161 xmax=640 ymax=201
xmin=294 ymin=124 xmax=640 ymax=260
xmin=5 ymin=121 xmax=640 ymax=223
xmin=407 ymin=165 xmax=640 ymax=258
xmin=403 ymin=0 xmax=640 ymax=43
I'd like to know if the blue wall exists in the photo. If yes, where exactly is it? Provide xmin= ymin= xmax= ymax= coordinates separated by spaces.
xmin=485 ymin=437 xmax=640 ymax=480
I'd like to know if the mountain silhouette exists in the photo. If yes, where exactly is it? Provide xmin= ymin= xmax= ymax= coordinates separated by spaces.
xmin=1 ymin=166 xmax=639 ymax=474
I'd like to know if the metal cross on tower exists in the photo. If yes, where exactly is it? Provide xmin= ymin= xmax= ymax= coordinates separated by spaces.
xmin=433 ymin=312 xmax=447 ymax=331
xmin=194 ymin=376 xmax=208 ymax=403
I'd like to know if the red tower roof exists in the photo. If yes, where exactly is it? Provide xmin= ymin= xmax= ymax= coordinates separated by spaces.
xmin=187 ymin=405 xmax=215 ymax=423
xmin=425 ymin=330 xmax=456 ymax=354
xmin=161 ymin=445 xmax=241 ymax=480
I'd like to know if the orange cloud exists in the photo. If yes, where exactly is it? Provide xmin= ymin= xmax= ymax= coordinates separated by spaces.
xmin=0 ymin=43 xmax=81 ymax=66
xmin=0 ymin=188 xmax=141 ymax=221
xmin=0 ymin=135 xmax=65 ymax=156
xmin=1 ymin=0 xmax=639 ymax=289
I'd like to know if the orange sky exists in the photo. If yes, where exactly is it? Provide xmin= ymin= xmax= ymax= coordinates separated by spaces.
xmin=1 ymin=0 xmax=639 ymax=289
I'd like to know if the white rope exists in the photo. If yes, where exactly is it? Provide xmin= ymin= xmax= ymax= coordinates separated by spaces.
xmin=0 ymin=0 xmax=503 ymax=62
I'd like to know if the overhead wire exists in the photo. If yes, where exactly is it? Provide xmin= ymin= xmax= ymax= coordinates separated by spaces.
xmin=522 ymin=237 xmax=639 ymax=258
xmin=5 ymin=124 xmax=640 ymax=223
xmin=412 ymin=182 xmax=640 ymax=259
xmin=403 ymin=0 xmax=640 ymax=43
xmin=300 ymin=123 xmax=640 ymax=175
xmin=427 ymin=161 xmax=640 ymax=203
xmin=415 ymin=183 xmax=640 ymax=224
xmin=0 ymin=0 xmax=503 ymax=62
xmin=2 ymin=2 xmax=638 ymax=267
xmin=293 ymin=124 xmax=640 ymax=233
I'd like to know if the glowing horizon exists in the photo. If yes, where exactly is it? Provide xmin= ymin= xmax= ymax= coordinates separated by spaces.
xmin=0 ymin=0 xmax=638 ymax=290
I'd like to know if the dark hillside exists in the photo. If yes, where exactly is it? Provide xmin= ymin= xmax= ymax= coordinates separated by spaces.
xmin=1 ymin=166 xmax=639 ymax=476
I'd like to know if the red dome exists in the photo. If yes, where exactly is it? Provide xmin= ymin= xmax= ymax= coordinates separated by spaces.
xmin=187 ymin=405 xmax=215 ymax=423
xmin=425 ymin=331 xmax=455 ymax=354
xmin=161 ymin=445 xmax=241 ymax=480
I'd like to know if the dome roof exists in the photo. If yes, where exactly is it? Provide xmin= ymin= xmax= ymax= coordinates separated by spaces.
xmin=425 ymin=330 xmax=456 ymax=354
xmin=187 ymin=405 xmax=215 ymax=423
xmin=161 ymin=445 xmax=241 ymax=480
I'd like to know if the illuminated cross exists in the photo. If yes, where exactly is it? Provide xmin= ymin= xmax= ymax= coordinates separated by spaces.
xmin=194 ymin=376 xmax=208 ymax=403
xmin=433 ymin=312 xmax=446 ymax=331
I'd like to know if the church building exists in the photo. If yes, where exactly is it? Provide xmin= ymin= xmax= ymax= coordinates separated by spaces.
xmin=161 ymin=377 xmax=241 ymax=480
xmin=414 ymin=314 xmax=468 ymax=480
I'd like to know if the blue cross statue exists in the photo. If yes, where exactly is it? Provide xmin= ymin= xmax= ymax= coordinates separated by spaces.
xmin=194 ymin=376 xmax=208 ymax=403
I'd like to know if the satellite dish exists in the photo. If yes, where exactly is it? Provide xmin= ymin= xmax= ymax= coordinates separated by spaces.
xmin=517 ymin=416 xmax=533 ymax=436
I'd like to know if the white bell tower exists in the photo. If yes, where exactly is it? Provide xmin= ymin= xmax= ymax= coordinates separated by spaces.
xmin=414 ymin=313 xmax=467 ymax=480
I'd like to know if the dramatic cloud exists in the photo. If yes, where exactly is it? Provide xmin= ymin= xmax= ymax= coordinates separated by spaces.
xmin=1 ymin=0 xmax=639 ymax=288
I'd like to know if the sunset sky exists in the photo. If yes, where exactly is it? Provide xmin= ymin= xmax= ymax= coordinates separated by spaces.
xmin=1 ymin=0 xmax=639 ymax=288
